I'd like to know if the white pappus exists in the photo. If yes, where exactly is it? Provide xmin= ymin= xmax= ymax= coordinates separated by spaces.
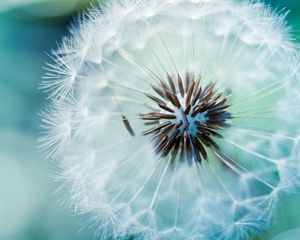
xmin=39 ymin=0 xmax=300 ymax=239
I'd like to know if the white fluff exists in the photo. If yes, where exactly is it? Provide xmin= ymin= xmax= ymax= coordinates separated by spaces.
xmin=40 ymin=0 xmax=300 ymax=239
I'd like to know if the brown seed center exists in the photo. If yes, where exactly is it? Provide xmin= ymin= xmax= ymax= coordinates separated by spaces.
xmin=140 ymin=73 xmax=232 ymax=164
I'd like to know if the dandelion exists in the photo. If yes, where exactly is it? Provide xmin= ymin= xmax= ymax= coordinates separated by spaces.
xmin=40 ymin=0 xmax=300 ymax=239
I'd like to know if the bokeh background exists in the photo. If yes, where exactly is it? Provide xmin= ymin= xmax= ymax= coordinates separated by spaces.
xmin=0 ymin=0 xmax=300 ymax=239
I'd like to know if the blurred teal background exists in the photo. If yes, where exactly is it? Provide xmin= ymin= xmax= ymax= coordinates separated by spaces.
xmin=0 ymin=1 xmax=299 ymax=240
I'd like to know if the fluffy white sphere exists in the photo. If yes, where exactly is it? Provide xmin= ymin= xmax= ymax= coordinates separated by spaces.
xmin=40 ymin=0 xmax=300 ymax=239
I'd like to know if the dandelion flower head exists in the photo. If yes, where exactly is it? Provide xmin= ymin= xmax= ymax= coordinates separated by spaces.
xmin=40 ymin=0 xmax=300 ymax=239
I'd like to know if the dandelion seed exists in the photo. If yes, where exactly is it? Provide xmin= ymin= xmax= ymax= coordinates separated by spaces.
xmin=40 ymin=0 xmax=300 ymax=239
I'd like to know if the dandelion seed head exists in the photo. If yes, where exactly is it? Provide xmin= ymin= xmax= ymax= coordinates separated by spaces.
xmin=40 ymin=0 xmax=300 ymax=239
